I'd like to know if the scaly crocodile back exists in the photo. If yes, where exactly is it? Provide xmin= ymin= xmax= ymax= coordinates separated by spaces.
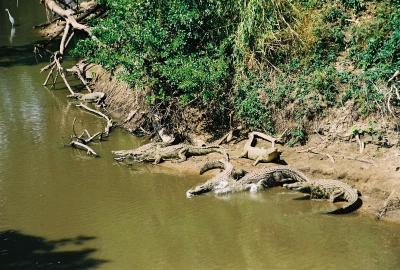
xmin=238 ymin=166 xmax=310 ymax=185
xmin=200 ymin=160 xmax=225 ymax=175
xmin=188 ymin=145 xmax=229 ymax=160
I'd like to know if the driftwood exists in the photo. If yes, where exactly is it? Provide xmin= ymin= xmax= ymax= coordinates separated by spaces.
xmin=41 ymin=0 xmax=92 ymax=36
xmin=70 ymin=140 xmax=98 ymax=156
xmin=215 ymin=126 xmax=243 ymax=145
xmin=76 ymin=103 xmax=113 ymax=136
xmin=69 ymin=118 xmax=99 ymax=156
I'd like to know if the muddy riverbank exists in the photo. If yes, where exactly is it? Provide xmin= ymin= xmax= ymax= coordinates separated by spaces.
xmin=84 ymin=64 xmax=400 ymax=223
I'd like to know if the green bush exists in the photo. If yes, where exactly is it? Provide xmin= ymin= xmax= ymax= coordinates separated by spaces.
xmin=71 ymin=0 xmax=400 ymax=140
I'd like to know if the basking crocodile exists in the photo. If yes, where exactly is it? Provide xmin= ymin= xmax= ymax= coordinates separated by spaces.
xmin=239 ymin=132 xmax=282 ymax=165
xmin=283 ymin=179 xmax=361 ymax=214
xmin=113 ymin=141 xmax=171 ymax=161
xmin=213 ymin=166 xmax=310 ymax=195
xmin=187 ymin=165 xmax=310 ymax=197
xmin=69 ymin=92 xmax=106 ymax=104
xmin=113 ymin=143 xmax=228 ymax=164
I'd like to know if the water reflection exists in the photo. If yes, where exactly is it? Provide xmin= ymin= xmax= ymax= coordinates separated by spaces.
xmin=9 ymin=26 xmax=15 ymax=45
xmin=19 ymin=71 xmax=45 ymax=143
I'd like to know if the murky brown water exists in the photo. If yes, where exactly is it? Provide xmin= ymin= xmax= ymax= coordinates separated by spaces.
xmin=0 ymin=1 xmax=400 ymax=269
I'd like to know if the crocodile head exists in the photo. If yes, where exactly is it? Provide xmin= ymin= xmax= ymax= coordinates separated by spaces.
xmin=186 ymin=179 xmax=229 ymax=198
xmin=186 ymin=184 xmax=212 ymax=198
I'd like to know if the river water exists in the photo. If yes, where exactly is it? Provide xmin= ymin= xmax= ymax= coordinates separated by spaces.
xmin=0 ymin=1 xmax=399 ymax=269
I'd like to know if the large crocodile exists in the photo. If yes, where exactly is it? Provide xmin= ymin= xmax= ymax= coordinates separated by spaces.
xmin=283 ymin=179 xmax=361 ymax=214
xmin=187 ymin=165 xmax=310 ymax=197
xmin=213 ymin=166 xmax=310 ymax=195
xmin=113 ymin=143 xmax=228 ymax=164
xmin=113 ymin=142 xmax=171 ymax=161
xmin=239 ymin=132 xmax=282 ymax=165
xmin=69 ymin=92 xmax=106 ymax=104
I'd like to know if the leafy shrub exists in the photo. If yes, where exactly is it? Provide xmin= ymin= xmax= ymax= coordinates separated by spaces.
xmin=71 ymin=0 xmax=399 ymax=141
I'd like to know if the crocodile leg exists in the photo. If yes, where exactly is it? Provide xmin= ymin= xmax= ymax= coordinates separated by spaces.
xmin=175 ymin=148 xmax=188 ymax=163
xmin=153 ymin=154 xmax=162 ymax=164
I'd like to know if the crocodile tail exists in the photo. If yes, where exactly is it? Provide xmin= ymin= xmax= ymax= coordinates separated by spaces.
xmin=200 ymin=160 xmax=225 ymax=175
xmin=327 ymin=195 xmax=362 ymax=214
xmin=215 ymin=148 xmax=229 ymax=161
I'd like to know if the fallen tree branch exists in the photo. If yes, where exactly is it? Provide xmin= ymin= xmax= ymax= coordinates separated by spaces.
xmin=215 ymin=126 xmax=243 ymax=145
xmin=42 ymin=0 xmax=92 ymax=36
xmin=70 ymin=140 xmax=98 ymax=156
xmin=76 ymin=103 xmax=113 ymax=136
xmin=55 ymin=54 xmax=75 ymax=95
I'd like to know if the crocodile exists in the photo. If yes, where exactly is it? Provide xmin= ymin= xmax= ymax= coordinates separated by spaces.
xmin=186 ymin=159 xmax=241 ymax=198
xmin=187 ymin=165 xmax=310 ymax=197
xmin=112 ymin=141 xmax=170 ymax=162
xmin=239 ymin=132 xmax=282 ymax=165
xmin=113 ymin=143 xmax=228 ymax=164
xmin=283 ymin=179 xmax=361 ymax=214
xmin=68 ymin=92 xmax=106 ymax=104
xmin=213 ymin=166 xmax=310 ymax=195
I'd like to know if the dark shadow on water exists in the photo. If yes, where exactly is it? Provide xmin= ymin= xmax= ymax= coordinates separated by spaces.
xmin=0 ymin=230 xmax=107 ymax=270
xmin=0 ymin=40 xmax=55 ymax=67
